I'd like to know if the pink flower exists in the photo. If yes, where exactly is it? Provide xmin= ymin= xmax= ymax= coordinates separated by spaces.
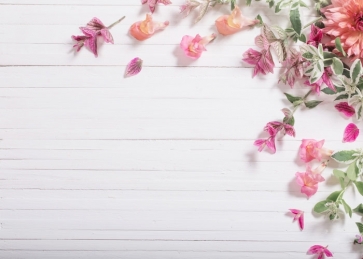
xmin=307 ymin=245 xmax=333 ymax=259
xmin=215 ymin=6 xmax=258 ymax=36
xmin=180 ymin=33 xmax=216 ymax=59
xmin=304 ymin=67 xmax=335 ymax=94
xmin=299 ymin=139 xmax=333 ymax=163
xmin=72 ymin=27 xmax=98 ymax=57
xmin=142 ymin=0 xmax=172 ymax=13
xmin=354 ymin=234 xmax=363 ymax=244
xmin=125 ymin=57 xmax=143 ymax=77
xmin=296 ymin=166 xmax=325 ymax=198
xmin=130 ymin=14 xmax=169 ymax=41
xmin=242 ymin=48 xmax=275 ymax=77
xmin=289 ymin=209 xmax=304 ymax=230
xmin=279 ymin=49 xmax=304 ymax=87
xmin=321 ymin=0 xmax=363 ymax=59
xmin=254 ymin=137 xmax=276 ymax=153
xmin=343 ymin=123 xmax=359 ymax=143
xmin=335 ymin=102 xmax=355 ymax=117
xmin=307 ymin=24 xmax=323 ymax=47
xmin=86 ymin=17 xmax=114 ymax=43
xmin=180 ymin=0 xmax=200 ymax=17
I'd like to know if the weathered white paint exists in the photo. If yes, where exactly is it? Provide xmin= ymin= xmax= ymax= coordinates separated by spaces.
xmin=0 ymin=1 xmax=362 ymax=258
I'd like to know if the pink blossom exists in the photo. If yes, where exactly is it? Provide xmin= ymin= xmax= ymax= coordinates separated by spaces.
xmin=307 ymin=24 xmax=323 ymax=47
xmin=242 ymin=48 xmax=275 ymax=77
xmin=180 ymin=34 xmax=216 ymax=59
xmin=142 ymin=0 xmax=172 ymax=13
xmin=304 ymin=67 xmax=335 ymax=94
xmin=354 ymin=234 xmax=363 ymax=244
xmin=335 ymin=102 xmax=355 ymax=117
xmin=343 ymin=123 xmax=359 ymax=143
xmin=72 ymin=27 xmax=98 ymax=57
xmin=307 ymin=245 xmax=333 ymax=259
xmin=296 ymin=165 xmax=325 ymax=198
xmin=299 ymin=139 xmax=333 ymax=163
xmin=130 ymin=14 xmax=169 ymax=41
xmin=279 ymin=49 xmax=304 ymax=87
xmin=289 ymin=209 xmax=304 ymax=230
xmin=86 ymin=17 xmax=114 ymax=43
xmin=254 ymin=136 xmax=276 ymax=153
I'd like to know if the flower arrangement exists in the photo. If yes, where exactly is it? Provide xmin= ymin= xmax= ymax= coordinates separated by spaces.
xmin=69 ymin=0 xmax=363 ymax=257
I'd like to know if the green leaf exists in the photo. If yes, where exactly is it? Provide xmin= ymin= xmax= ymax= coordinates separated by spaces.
xmin=353 ymin=204 xmax=363 ymax=215
xmin=335 ymin=37 xmax=346 ymax=56
xmin=284 ymin=93 xmax=302 ymax=104
xmin=347 ymin=162 xmax=358 ymax=181
xmin=321 ymin=87 xmax=337 ymax=95
xmin=323 ymin=52 xmax=337 ymax=59
xmin=350 ymin=59 xmax=362 ymax=83
xmin=302 ymin=52 xmax=314 ymax=59
xmin=299 ymin=0 xmax=308 ymax=7
xmin=305 ymin=100 xmax=323 ymax=109
xmin=274 ymin=0 xmax=282 ymax=12
xmin=269 ymin=0 xmax=275 ymax=7
xmin=331 ymin=150 xmax=357 ymax=163
xmin=354 ymin=181 xmax=363 ymax=196
xmin=246 ymin=0 xmax=252 ymax=5
xmin=290 ymin=8 xmax=302 ymax=35
xmin=283 ymin=115 xmax=295 ymax=126
xmin=327 ymin=190 xmax=343 ymax=202
xmin=333 ymin=169 xmax=346 ymax=179
xmin=341 ymin=199 xmax=352 ymax=217
xmin=334 ymin=94 xmax=349 ymax=101
xmin=332 ymin=57 xmax=344 ymax=75
xmin=256 ymin=14 xmax=263 ymax=25
xmin=231 ymin=0 xmax=236 ymax=9
xmin=299 ymin=33 xmax=306 ymax=43
xmin=318 ymin=44 xmax=324 ymax=59
xmin=356 ymin=222 xmax=363 ymax=234
xmin=314 ymin=200 xmax=329 ymax=213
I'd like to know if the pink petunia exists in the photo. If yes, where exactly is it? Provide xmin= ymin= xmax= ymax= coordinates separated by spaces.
xmin=180 ymin=34 xmax=216 ymax=59
xmin=296 ymin=166 xmax=325 ymax=198
xmin=142 ymin=0 xmax=172 ymax=13
xmin=242 ymin=48 xmax=275 ymax=77
xmin=307 ymin=245 xmax=333 ymax=259
xmin=343 ymin=123 xmax=359 ymax=143
xmin=335 ymin=102 xmax=355 ymax=117
xmin=289 ymin=209 xmax=304 ymax=230
xmin=299 ymin=139 xmax=333 ymax=163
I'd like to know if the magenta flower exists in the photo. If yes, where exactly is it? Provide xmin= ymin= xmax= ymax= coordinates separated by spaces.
xmin=289 ymin=209 xmax=304 ymax=230
xmin=142 ymin=0 xmax=172 ymax=13
xmin=242 ymin=48 xmax=275 ymax=77
xmin=86 ymin=17 xmax=114 ymax=43
xmin=335 ymin=102 xmax=355 ymax=117
xmin=72 ymin=27 xmax=98 ymax=57
xmin=296 ymin=165 xmax=325 ymax=198
xmin=180 ymin=34 xmax=216 ymax=59
xmin=299 ymin=139 xmax=333 ymax=163
xmin=279 ymin=49 xmax=304 ymax=87
xmin=307 ymin=245 xmax=333 ymax=259
xmin=343 ymin=123 xmax=359 ymax=143
xmin=125 ymin=57 xmax=143 ymax=77
xmin=304 ymin=67 xmax=335 ymax=94
xmin=307 ymin=24 xmax=323 ymax=47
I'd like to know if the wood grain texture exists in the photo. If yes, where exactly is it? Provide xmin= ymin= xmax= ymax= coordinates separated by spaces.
xmin=0 ymin=1 xmax=362 ymax=259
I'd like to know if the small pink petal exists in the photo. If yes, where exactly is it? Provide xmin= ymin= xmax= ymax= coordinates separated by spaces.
xmin=343 ymin=123 xmax=359 ymax=143
xmin=323 ymin=247 xmax=333 ymax=257
xmin=100 ymin=29 xmax=114 ymax=44
xmin=289 ymin=209 xmax=301 ymax=215
xmin=266 ymin=136 xmax=276 ymax=153
xmin=298 ymin=212 xmax=304 ymax=230
xmin=307 ymin=245 xmax=324 ymax=255
xmin=335 ymin=102 xmax=355 ymax=117
xmin=125 ymin=57 xmax=143 ymax=77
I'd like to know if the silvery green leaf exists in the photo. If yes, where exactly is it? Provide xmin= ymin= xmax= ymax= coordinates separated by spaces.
xmin=271 ymin=41 xmax=286 ymax=62
xmin=350 ymin=59 xmax=362 ymax=83
xmin=318 ymin=44 xmax=324 ymax=59
xmin=270 ymin=25 xmax=287 ymax=39
xmin=332 ymin=57 xmax=344 ymax=75
xmin=335 ymin=37 xmax=346 ymax=57
xmin=290 ymin=8 xmax=302 ymax=35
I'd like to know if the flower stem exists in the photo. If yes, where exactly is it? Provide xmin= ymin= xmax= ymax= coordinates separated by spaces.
xmin=107 ymin=16 xmax=126 ymax=29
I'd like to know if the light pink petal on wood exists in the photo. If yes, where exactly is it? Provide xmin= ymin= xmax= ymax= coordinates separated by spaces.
xmin=125 ymin=57 xmax=143 ymax=77
xmin=343 ymin=123 xmax=359 ymax=143
xmin=335 ymin=102 xmax=355 ymax=117
xmin=100 ymin=29 xmax=114 ymax=44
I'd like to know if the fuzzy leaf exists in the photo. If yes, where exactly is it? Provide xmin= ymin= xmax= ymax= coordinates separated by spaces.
xmin=355 ymin=181 xmax=363 ymax=196
xmin=327 ymin=190 xmax=343 ymax=202
xmin=333 ymin=169 xmax=346 ymax=183
xmin=341 ymin=199 xmax=352 ymax=217
xmin=331 ymin=150 xmax=357 ymax=163
xmin=335 ymin=94 xmax=349 ymax=101
xmin=299 ymin=33 xmax=306 ymax=43
xmin=271 ymin=41 xmax=285 ymax=62
xmin=332 ymin=57 xmax=344 ymax=75
xmin=350 ymin=59 xmax=362 ymax=83
xmin=321 ymin=88 xmax=336 ymax=95
xmin=335 ymin=37 xmax=346 ymax=56
xmin=353 ymin=204 xmax=363 ymax=214
xmin=289 ymin=8 xmax=302 ymax=35
xmin=356 ymin=222 xmax=363 ymax=234
xmin=284 ymin=93 xmax=302 ymax=104
xmin=347 ymin=161 xmax=359 ymax=181
xmin=314 ymin=201 xmax=329 ymax=213
xmin=305 ymin=100 xmax=323 ymax=109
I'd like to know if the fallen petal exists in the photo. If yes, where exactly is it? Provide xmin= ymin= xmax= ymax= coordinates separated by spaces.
xmin=343 ymin=123 xmax=359 ymax=143
xmin=125 ymin=57 xmax=143 ymax=77
xmin=335 ymin=102 xmax=355 ymax=117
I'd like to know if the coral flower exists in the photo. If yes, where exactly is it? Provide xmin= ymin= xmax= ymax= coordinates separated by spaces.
xmin=322 ymin=0 xmax=363 ymax=59
xmin=215 ymin=6 xmax=258 ymax=35
xmin=296 ymin=166 xmax=325 ymax=198
xmin=299 ymin=139 xmax=333 ymax=163
xmin=180 ymin=33 xmax=216 ymax=59
xmin=130 ymin=14 xmax=169 ymax=41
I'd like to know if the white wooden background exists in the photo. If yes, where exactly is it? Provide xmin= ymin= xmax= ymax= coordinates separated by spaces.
xmin=1 ymin=1 xmax=362 ymax=258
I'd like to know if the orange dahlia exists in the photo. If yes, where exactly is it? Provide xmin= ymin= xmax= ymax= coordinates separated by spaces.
xmin=322 ymin=0 xmax=363 ymax=59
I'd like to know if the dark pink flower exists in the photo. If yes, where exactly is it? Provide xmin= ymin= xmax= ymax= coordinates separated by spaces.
xmin=72 ymin=27 xmax=98 ymax=57
xmin=343 ymin=123 xmax=359 ymax=143
xmin=335 ymin=102 xmax=355 ymax=117
xmin=243 ymin=48 xmax=275 ymax=77
xmin=86 ymin=17 xmax=114 ymax=43
xmin=307 ymin=24 xmax=323 ymax=47
xmin=307 ymin=245 xmax=333 ymax=259
xmin=142 ymin=0 xmax=172 ymax=13
xmin=304 ymin=67 xmax=335 ymax=94
xmin=289 ymin=209 xmax=304 ymax=230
